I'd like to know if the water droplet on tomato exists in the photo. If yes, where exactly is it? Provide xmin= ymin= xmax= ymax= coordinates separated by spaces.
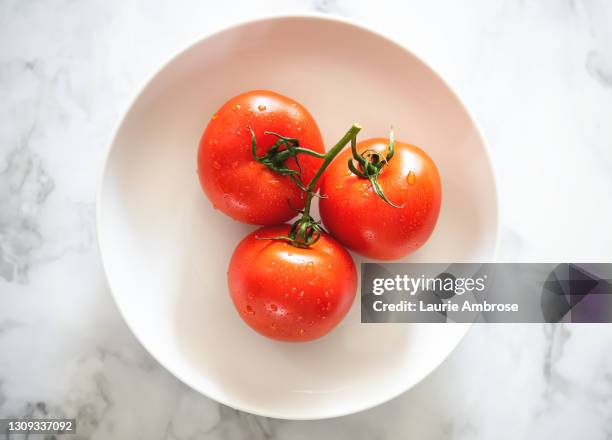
xmin=209 ymin=139 xmax=218 ymax=146
xmin=299 ymin=291 xmax=305 ymax=298
xmin=325 ymin=302 xmax=333 ymax=311
xmin=211 ymin=113 xmax=218 ymax=120
xmin=213 ymin=161 xmax=221 ymax=170
xmin=316 ymin=297 xmax=321 ymax=304
xmin=246 ymin=305 xmax=255 ymax=315
xmin=248 ymin=161 xmax=256 ymax=169
xmin=361 ymin=192 xmax=369 ymax=199
xmin=231 ymin=104 xmax=241 ymax=112
xmin=258 ymin=104 xmax=267 ymax=112
xmin=324 ymin=291 xmax=330 ymax=298
xmin=231 ymin=161 xmax=238 ymax=169
xmin=299 ymin=328 xmax=305 ymax=335
xmin=407 ymin=171 xmax=416 ymax=185
xmin=269 ymin=304 xmax=278 ymax=312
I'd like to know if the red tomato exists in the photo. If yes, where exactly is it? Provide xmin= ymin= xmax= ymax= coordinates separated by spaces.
xmin=227 ymin=225 xmax=357 ymax=342
xmin=197 ymin=90 xmax=325 ymax=225
xmin=319 ymin=138 xmax=442 ymax=260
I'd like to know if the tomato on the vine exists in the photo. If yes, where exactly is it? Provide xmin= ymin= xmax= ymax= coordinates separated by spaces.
xmin=319 ymin=137 xmax=442 ymax=260
xmin=197 ymin=90 xmax=325 ymax=225
xmin=227 ymin=225 xmax=357 ymax=342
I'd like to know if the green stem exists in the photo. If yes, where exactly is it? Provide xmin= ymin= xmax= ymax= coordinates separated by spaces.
xmin=301 ymin=123 xmax=362 ymax=220
xmin=293 ymin=147 xmax=327 ymax=158
xmin=257 ymin=123 xmax=362 ymax=248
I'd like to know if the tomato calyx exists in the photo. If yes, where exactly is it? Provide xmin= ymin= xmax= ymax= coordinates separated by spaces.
xmin=257 ymin=123 xmax=363 ymax=248
xmin=249 ymin=128 xmax=327 ymax=192
xmin=263 ymin=216 xmax=323 ymax=248
xmin=347 ymin=128 xmax=403 ymax=208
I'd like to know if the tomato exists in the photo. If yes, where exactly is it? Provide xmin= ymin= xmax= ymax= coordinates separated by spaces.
xmin=319 ymin=138 xmax=442 ymax=260
xmin=197 ymin=90 xmax=325 ymax=225
xmin=227 ymin=225 xmax=357 ymax=342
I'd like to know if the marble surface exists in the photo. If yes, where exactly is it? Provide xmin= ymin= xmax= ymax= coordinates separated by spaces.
xmin=1 ymin=0 xmax=612 ymax=438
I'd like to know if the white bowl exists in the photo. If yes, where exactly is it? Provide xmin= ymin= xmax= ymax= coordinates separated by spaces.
xmin=97 ymin=14 xmax=498 ymax=420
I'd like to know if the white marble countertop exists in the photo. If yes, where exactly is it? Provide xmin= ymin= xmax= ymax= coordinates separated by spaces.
xmin=1 ymin=1 xmax=612 ymax=439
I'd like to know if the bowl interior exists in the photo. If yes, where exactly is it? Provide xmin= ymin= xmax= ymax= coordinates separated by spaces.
xmin=98 ymin=16 xmax=497 ymax=419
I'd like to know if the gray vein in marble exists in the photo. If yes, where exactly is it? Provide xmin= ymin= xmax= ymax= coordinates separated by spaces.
xmin=199 ymin=407 xmax=276 ymax=440
xmin=0 ymin=381 xmax=5 ymax=411
xmin=313 ymin=0 xmax=344 ymax=15
xmin=586 ymin=51 xmax=612 ymax=87
xmin=64 ymin=357 xmax=113 ymax=440
xmin=541 ymin=324 xmax=571 ymax=398
xmin=0 ymin=142 xmax=55 ymax=283
xmin=0 ymin=320 xmax=20 ymax=334
xmin=0 ymin=55 xmax=57 ymax=284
